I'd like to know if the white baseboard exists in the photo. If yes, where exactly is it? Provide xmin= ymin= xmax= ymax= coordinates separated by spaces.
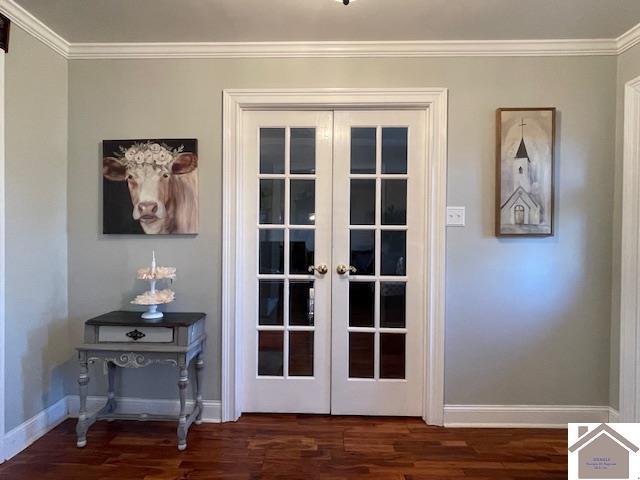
xmin=443 ymin=404 xmax=611 ymax=428
xmin=4 ymin=396 xmax=68 ymax=460
xmin=66 ymin=395 xmax=221 ymax=423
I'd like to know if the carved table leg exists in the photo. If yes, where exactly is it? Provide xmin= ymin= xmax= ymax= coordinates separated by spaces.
xmin=76 ymin=355 xmax=90 ymax=448
xmin=195 ymin=354 xmax=204 ymax=425
xmin=177 ymin=366 xmax=189 ymax=451
xmin=106 ymin=361 xmax=118 ymax=414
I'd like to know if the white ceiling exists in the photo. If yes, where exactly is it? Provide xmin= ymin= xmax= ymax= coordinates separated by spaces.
xmin=12 ymin=0 xmax=640 ymax=44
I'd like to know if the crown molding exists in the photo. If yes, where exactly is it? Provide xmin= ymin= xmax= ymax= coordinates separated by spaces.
xmin=0 ymin=0 xmax=69 ymax=57
xmin=617 ymin=22 xmax=640 ymax=54
xmin=0 ymin=0 xmax=638 ymax=60
xmin=65 ymin=38 xmax=619 ymax=59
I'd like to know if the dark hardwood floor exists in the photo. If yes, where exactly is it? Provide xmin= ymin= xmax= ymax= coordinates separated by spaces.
xmin=0 ymin=414 xmax=567 ymax=479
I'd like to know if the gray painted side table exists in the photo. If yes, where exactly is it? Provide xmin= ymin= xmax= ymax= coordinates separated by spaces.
xmin=75 ymin=311 xmax=206 ymax=451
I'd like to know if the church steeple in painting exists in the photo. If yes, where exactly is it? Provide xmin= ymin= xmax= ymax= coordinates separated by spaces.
xmin=515 ymin=118 xmax=531 ymax=161
xmin=513 ymin=118 xmax=532 ymax=191
xmin=515 ymin=139 xmax=529 ymax=160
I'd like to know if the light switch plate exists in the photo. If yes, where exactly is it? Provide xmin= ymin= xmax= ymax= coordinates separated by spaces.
xmin=446 ymin=206 xmax=466 ymax=226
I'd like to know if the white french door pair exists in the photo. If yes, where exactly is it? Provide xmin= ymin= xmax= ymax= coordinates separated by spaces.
xmin=241 ymin=110 xmax=427 ymax=416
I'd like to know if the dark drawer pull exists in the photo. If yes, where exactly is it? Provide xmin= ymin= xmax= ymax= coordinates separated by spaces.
xmin=126 ymin=329 xmax=146 ymax=341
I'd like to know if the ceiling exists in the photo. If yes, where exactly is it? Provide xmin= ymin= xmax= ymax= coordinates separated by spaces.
xmin=13 ymin=0 xmax=640 ymax=44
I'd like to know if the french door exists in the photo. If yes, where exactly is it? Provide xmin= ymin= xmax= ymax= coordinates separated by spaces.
xmin=242 ymin=109 xmax=426 ymax=416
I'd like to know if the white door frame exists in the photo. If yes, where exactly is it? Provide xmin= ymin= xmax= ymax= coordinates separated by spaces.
xmin=620 ymin=76 xmax=640 ymax=422
xmin=222 ymin=88 xmax=448 ymax=425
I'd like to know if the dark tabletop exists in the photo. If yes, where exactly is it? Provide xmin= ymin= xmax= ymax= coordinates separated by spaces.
xmin=86 ymin=311 xmax=206 ymax=327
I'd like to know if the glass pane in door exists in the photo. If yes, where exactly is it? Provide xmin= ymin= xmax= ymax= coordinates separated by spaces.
xmin=290 ymin=229 xmax=314 ymax=274
xmin=260 ymin=128 xmax=285 ymax=174
xmin=381 ymin=231 xmax=406 ymax=276
xmin=290 ymin=128 xmax=316 ymax=174
xmin=381 ymin=180 xmax=407 ymax=225
xmin=289 ymin=281 xmax=314 ymax=326
xmin=382 ymin=127 xmax=407 ymax=174
xmin=349 ymin=282 xmax=375 ymax=327
xmin=380 ymin=282 xmax=405 ymax=328
xmin=290 ymin=180 xmax=315 ymax=225
xmin=349 ymin=332 xmax=374 ymax=378
xmin=259 ymin=280 xmax=284 ymax=326
xmin=258 ymin=331 xmax=284 ymax=376
xmin=350 ymin=180 xmax=376 ymax=225
xmin=380 ymin=333 xmax=405 ymax=379
xmin=351 ymin=128 xmax=376 ymax=174
xmin=289 ymin=331 xmax=314 ymax=376
xmin=350 ymin=230 xmax=375 ymax=275
xmin=260 ymin=179 xmax=284 ymax=224
xmin=259 ymin=230 xmax=284 ymax=274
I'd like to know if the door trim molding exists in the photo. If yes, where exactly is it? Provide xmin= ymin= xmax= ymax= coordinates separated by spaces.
xmin=222 ymin=88 xmax=448 ymax=424
xmin=620 ymin=76 xmax=640 ymax=422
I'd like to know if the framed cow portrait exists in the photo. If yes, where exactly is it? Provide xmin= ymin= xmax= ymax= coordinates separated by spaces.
xmin=496 ymin=108 xmax=555 ymax=237
xmin=102 ymin=139 xmax=198 ymax=235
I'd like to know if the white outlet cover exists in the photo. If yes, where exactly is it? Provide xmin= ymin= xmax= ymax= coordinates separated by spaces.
xmin=446 ymin=206 xmax=466 ymax=226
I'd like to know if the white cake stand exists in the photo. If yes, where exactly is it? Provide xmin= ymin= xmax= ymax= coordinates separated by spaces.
xmin=142 ymin=304 xmax=163 ymax=320
xmin=132 ymin=262 xmax=176 ymax=321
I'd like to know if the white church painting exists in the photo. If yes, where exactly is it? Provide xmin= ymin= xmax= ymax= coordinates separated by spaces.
xmin=496 ymin=108 xmax=555 ymax=236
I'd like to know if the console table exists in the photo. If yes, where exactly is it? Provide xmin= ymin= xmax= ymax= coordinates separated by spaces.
xmin=75 ymin=311 xmax=206 ymax=451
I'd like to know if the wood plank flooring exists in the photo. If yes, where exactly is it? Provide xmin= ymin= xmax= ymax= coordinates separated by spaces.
xmin=0 ymin=414 xmax=568 ymax=479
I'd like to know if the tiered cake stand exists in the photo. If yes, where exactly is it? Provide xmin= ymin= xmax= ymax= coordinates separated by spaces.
xmin=131 ymin=253 xmax=176 ymax=320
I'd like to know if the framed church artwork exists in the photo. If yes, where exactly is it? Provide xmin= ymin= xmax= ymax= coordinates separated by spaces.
xmin=495 ymin=108 xmax=556 ymax=237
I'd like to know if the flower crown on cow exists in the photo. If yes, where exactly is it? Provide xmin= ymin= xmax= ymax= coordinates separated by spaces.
xmin=116 ymin=141 xmax=185 ymax=169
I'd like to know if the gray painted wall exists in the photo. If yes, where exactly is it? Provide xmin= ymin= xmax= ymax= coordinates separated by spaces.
xmin=5 ymin=26 xmax=69 ymax=432
xmin=67 ymin=55 xmax=615 ymax=406
xmin=610 ymin=42 xmax=640 ymax=411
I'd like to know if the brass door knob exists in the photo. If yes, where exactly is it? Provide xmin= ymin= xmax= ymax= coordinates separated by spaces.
xmin=308 ymin=264 xmax=328 ymax=275
xmin=336 ymin=264 xmax=357 ymax=275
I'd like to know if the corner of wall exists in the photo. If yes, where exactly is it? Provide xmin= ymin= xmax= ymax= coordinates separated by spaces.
xmin=3 ymin=24 xmax=72 ymax=433
xmin=611 ymin=41 xmax=640 ymax=412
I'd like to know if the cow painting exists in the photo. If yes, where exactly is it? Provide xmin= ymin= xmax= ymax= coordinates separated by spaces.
xmin=102 ymin=139 xmax=198 ymax=234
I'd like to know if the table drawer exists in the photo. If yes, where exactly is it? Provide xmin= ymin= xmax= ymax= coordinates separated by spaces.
xmin=97 ymin=326 xmax=174 ymax=343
